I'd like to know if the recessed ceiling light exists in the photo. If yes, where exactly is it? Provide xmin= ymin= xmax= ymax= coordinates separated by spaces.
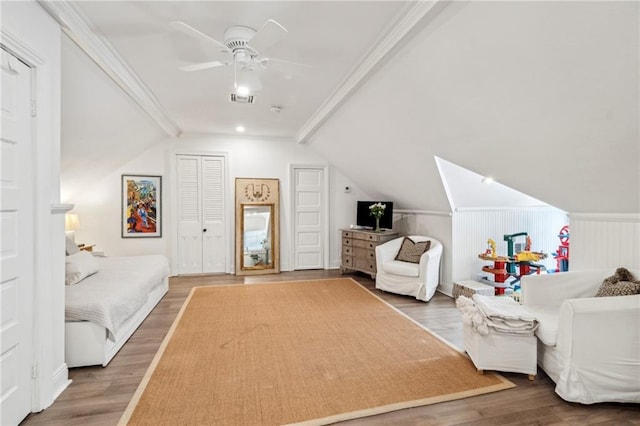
xmin=236 ymin=125 xmax=245 ymax=133
xmin=236 ymin=85 xmax=250 ymax=96
xmin=481 ymin=177 xmax=495 ymax=184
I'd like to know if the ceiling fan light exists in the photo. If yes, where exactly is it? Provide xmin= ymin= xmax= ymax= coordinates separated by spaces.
xmin=236 ymin=85 xmax=250 ymax=96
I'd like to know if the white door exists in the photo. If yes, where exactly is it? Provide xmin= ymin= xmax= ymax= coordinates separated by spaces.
xmin=177 ymin=155 xmax=226 ymax=274
xmin=201 ymin=156 xmax=225 ymax=273
xmin=0 ymin=48 xmax=35 ymax=426
xmin=293 ymin=167 xmax=325 ymax=270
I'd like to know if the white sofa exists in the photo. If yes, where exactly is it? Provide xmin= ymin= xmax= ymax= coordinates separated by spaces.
xmin=375 ymin=236 xmax=442 ymax=302
xmin=521 ymin=269 xmax=640 ymax=404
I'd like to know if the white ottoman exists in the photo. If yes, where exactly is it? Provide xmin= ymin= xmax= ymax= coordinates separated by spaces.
xmin=463 ymin=323 xmax=537 ymax=380
xmin=453 ymin=280 xmax=495 ymax=299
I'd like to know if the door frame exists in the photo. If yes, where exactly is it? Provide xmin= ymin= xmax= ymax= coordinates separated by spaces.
xmin=168 ymin=150 xmax=231 ymax=276
xmin=1 ymin=28 xmax=70 ymax=412
xmin=289 ymin=164 xmax=330 ymax=270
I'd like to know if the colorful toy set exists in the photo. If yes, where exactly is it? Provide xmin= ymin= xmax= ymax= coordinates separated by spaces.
xmin=551 ymin=225 xmax=569 ymax=272
xmin=478 ymin=232 xmax=547 ymax=294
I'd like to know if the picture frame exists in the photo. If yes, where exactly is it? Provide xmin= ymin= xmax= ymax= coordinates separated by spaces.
xmin=121 ymin=174 xmax=162 ymax=238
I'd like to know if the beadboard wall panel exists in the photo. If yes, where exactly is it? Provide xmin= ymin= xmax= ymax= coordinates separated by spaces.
xmin=570 ymin=215 xmax=640 ymax=271
xmin=452 ymin=208 xmax=568 ymax=284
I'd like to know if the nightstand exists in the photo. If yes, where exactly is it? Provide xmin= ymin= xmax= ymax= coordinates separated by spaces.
xmin=78 ymin=244 xmax=95 ymax=252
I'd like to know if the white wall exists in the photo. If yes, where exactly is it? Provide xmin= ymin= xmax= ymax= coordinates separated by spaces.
xmin=67 ymin=133 xmax=367 ymax=274
xmin=1 ymin=0 xmax=68 ymax=412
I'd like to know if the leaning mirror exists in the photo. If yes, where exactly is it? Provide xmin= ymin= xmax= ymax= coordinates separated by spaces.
xmin=241 ymin=205 xmax=274 ymax=270
xmin=235 ymin=178 xmax=280 ymax=275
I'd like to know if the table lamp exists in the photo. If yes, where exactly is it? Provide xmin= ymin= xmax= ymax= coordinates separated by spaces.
xmin=65 ymin=213 xmax=80 ymax=242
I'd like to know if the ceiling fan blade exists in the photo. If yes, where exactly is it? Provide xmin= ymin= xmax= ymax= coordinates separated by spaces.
xmin=247 ymin=19 xmax=288 ymax=54
xmin=170 ymin=21 xmax=229 ymax=51
xmin=261 ymin=57 xmax=312 ymax=69
xmin=179 ymin=61 xmax=230 ymax=72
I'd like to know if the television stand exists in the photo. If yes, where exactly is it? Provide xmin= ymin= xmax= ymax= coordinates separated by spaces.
xmin=340 ymin=229 xmax=398 ymax=279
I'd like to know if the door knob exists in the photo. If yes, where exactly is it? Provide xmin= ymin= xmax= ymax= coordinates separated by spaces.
xmin=203 ymin=229 xmax=207 ymax=232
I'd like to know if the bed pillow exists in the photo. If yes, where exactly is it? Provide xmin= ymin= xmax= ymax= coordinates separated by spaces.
xmin=65 ymin=235 xmax=80 ymax=255
xmin=65 ymin=251 xmax=99 ymax=285
xmin=395 ymin=237 xmax=431 ymax=264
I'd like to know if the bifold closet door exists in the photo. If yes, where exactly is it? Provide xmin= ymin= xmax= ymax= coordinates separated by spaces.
xmin=177 ymin=155 xmax=226 ymax=274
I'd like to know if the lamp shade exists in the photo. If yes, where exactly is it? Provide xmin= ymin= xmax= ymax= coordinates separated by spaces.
xmin=65 ymin=213 xmax=80 ymax=231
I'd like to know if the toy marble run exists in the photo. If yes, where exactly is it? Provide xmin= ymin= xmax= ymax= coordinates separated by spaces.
xmin=551 ymin=225 xmax=569 ymax=272
xmin=478 ymin=232 xmax=547 ymax=293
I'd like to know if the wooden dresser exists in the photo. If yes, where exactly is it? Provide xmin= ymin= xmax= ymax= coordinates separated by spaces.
xmin=340 ymin=229 xmax=398 ymax=279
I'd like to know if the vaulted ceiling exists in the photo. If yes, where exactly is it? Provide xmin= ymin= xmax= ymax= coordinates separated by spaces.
xmin=44 ymin=1 xmax=639 ymax=215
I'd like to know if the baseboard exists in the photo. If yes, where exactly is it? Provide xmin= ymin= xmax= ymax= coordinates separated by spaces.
xmin=51 ymin=363 xmax=71 ymax=407
xmin=437 ymin=281 xmax=453 ymax=298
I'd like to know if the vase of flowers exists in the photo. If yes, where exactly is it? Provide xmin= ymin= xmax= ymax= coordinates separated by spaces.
xmin=369 ymin=202 xmax=386 ymax=232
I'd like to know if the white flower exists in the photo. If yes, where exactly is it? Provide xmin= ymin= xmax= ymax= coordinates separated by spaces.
xmin=369 ymin=202 xmax=386 ymax=219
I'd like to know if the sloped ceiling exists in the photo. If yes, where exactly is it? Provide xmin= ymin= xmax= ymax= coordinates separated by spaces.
xmin=306 ymin=1 xmax=639 ymax=214
xmin=435 ymin=157 xmax=553 ymax=211
xmin=61 ymin=34 xmax=166 ymax=202
xmin=54 ymin=1 xmax=638 ymax=215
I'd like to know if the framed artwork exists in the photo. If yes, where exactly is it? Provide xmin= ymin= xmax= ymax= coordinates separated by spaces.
xmin=121 ymin=174 xmax=162 ymax=238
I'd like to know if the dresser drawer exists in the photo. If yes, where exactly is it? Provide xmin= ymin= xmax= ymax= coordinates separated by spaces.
xmin=340 ymin=229 xmax=397 ymax=278
xmin=354 ymin=257 xmax=376 ymax=273
xmin=353 ymin=247 xmax=375 ymax=261
xmin=353 ymin=239 xmax=375 ymax=250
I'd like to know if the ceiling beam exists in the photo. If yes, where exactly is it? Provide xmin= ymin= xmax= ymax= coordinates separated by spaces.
xmin=38 ymin=0 xmax=182 ymax=138
xmin=296 ymin=0 xmax=442 ymax=144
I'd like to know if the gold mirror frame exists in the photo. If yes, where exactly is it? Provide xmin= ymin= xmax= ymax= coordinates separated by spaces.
xmin=235 ymin=178 xmax=280 ymax=275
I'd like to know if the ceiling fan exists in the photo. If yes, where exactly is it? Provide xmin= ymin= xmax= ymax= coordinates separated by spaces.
xmin=170 ymin=19 xmax=310 ymax=95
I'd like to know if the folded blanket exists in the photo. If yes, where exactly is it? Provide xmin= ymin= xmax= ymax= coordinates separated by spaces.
xmin=457 ymin=294 xmax=538 ymax=336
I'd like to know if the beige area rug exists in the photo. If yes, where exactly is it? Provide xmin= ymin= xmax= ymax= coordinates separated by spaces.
xmin=120 ymin=278 xmax=513 ymax=425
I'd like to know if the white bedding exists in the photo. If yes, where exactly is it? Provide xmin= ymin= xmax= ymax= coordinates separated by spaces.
xmin=65 ymin=255 xmax=169 ymax=339
xmin=456 ymin=294 xmax=538 ymax=336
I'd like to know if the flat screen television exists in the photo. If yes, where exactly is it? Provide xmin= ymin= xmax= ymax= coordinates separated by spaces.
xmin=356 ymin=201 xmax=394 ymax=230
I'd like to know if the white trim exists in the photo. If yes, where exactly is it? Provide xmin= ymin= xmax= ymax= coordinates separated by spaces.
xmin=454 ymin=206 xmax=563 ymax=213
xmin=50 ymin=203 xmax=74 ymax=214
xmin=395 ymin=209 xmax=452 ymax=217
xmin=2 ymin=23 xmax=70 ymax=413
xmin=296 ymin=1 xmax=442 ymax=143
xmin=37 ymin=1 xmax=182 ymax=138
xmin=51 ymin=365 xmax=72 ymax=402
xmin=569 ymin=212 xmax=640 ymax=223
xmin=289 ymin=164 xmax=330 ymax=270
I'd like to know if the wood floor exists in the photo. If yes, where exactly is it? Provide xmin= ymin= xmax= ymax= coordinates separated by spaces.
xmin=23 ymin=270 xmax=639 ymax=426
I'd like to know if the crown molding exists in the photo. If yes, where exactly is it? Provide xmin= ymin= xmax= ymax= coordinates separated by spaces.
xmin=296 ymin=0 xmax=441 ymax=144
xmin=395 ymin=209 xmax=452 ymax=217
xmin=37 ymin=0 xmax=182 ymax=138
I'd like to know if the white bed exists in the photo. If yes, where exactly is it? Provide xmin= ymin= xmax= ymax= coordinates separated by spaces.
xmin=64 ymin=254 xmax=169 ymax=368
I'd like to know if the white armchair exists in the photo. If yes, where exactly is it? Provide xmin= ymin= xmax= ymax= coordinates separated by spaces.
xmin=375 ymin=236 xmax=442 ymax=302
xmin=521 ymin=269 xmax=640 ymax=404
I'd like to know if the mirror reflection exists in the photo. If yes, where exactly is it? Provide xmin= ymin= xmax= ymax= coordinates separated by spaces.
xmin=242 ymin=204 xmax=273 ymax=270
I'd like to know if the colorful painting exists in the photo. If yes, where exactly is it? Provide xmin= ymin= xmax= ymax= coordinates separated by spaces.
xmin=121 ymin=175 xmax=162 ymax=238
